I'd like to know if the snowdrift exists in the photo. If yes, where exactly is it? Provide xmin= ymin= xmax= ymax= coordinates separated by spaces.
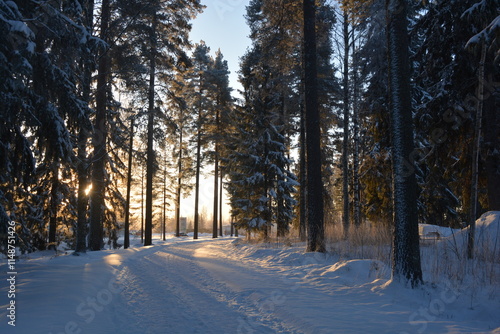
xmin=419 ymin=223 xmax=458 ymax=240
xmin=305 ymin=259 xmax=390 ymax=287
xmin=441 ymin=211 xmax=500 ymax=258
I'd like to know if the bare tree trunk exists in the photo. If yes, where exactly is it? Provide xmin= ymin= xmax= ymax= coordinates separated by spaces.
xmin=467 ymin=43 xmax=487 ymax=259
xmin=277 ymin=94 xmax=287 ymax=238
xmin=386 ymin=0 xmax=422 ymax=286
xmin=483 ymin=59 xmax=500 ymax=210
xmin=219 ymin=171 xmax=224 ymax=236
xmin=230 ymin=214 xmax=234 ymax=237
xmin=144 ymin=14 xmax=157 ymax=247
xmin=175 ymin=123 xmax=183 ymax=238
xmin=352 ymin=39 xmax=361 ymax=228
xmin=342 ymin=11 xmax=350 ymax=239
xmin=163 ymin=152 xmax=167 ymax=241
xmin=213 ymin=108 xmax=219 ymax=238
xmin=75 ymin=0 xmax=94 ymax=254
xmin=194 ymin=112 xmax=202 ymax=240
xmin=89 ymin=0 xmax=110 ymax=251
xmin=141 ymin=163 xmax=144 ymax=244
xmin=124 ymin=118 xmax=134 ymax=249
xmin=75 ymin=128 xmax=89 ymax=253
xmin=303 ymin=0 xmax=325 ymax=253
xmin=235 ymin=220 xmax=239 ymax=237
xmin=48 ymin=163 xmax=59 ymax=250
xmin=263 ymin=139 xmax=270 ymax=242
xmin=299 ymin=101 xmax=307 ymax=242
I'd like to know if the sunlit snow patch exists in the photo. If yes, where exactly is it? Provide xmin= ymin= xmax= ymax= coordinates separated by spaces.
xmin=104 ymin=254 xmax=122 ymax=266
xmin=306 ymin=259 xmax=390 ymax=287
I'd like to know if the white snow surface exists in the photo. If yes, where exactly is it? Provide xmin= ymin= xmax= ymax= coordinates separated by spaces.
xmin=419 ymin=223 xmax=458 ymax=239
xmin=1 ymin=234 xmax=499 ymax=334
xmin=440 ymin=211 xmax=500 ymax=255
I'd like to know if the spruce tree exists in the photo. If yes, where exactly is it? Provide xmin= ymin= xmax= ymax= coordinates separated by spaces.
xmin=0 ymin=0 xmax=94 ymax=253
xmin=413 ymin=0 xmax=498 ymax=233
xmin=357 ymin=0 xmax=393 ymax=226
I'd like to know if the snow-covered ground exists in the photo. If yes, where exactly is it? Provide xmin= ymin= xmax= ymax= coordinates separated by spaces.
xmin=1 ymin=223 xmax=499 ymax=333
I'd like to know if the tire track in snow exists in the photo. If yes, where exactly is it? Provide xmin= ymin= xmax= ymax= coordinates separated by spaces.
xmin=186 ymin=241 xmax=326 ymax=334
xmin=115 ymin=242 xmax=279 ymax=333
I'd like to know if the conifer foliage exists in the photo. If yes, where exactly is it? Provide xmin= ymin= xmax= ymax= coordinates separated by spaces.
xmin=228 ymin=0 xmax=301 ymax=239
xmin=1 ymin=0 xmax=94 ymax=252
xmin=0 ymin=0 xmax=202 ymax=253
xmin=0 ymin=0 xmax=497 ymax=287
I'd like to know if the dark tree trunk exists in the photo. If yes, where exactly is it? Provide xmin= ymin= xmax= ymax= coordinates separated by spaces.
xmin=484 ymin=113 xmax=500 ymax=210
xmin=144 ymin=105 xmax=154 ymax=246
xmin=468 ymin=43 xmax=487 ymax=259
xmin=230 ymin=215 xmax=234 ymax=237
xmin=194 ymin=113 xmax=202 ymax=240
xmin=163 ymin=153 xmax=167 ymax=241
xmin=299 ymin=101 xmax=307 ymax=242
xmin=483 ymin=58 xmax=500 ymax=210
xmin=74 ymin=0 xmax=94 ymax=254
xmin=219 ymin=171 xmax=224 ymax=236
xmin=352 ymin=39 xmax=361 ymax=228
xmin=144 ymin=14 xmax=157 ymax=247
xmin=89 ymin=0 xmax=110 ymax=251
xmin=263 ymin=138 xmax=270 ymax=242
xmin=175 ymin=124 xmax=183 ymax=238
xmin=48 ymin=164 xmax=59 ymax=250
xmin=303 ymin=0 xmax=325 ymax=253
xmin=213 ymin=108 xmax=219 ymax=238
xmin=141 ymin=163 xmax=144 ymax=243
xmin=386 ymin=0 xmax=422 ymax=286
xmin=277 ymin=94 xmax=287 ymax=238
xmin=124 ymin=118 xmax=134 ymax=249
xmin=342 ymin=11 xmax=350 ymax=238
xmin=75 ymin=128 xmax=88 ymax=253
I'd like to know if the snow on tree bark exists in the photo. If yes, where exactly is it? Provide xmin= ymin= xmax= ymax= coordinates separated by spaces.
xmin=386 ymin=0 xmax=422 ymax=286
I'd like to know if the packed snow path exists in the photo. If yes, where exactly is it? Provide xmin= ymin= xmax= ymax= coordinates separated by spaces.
xmin=1 ymin=236 xmax=499 ymax=333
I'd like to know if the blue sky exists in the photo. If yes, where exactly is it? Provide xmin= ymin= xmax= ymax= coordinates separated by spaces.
xmin=182 ymin=1 xmax=251 ymax=221
xmin=190 ymin=0 xmax=251 ymax=96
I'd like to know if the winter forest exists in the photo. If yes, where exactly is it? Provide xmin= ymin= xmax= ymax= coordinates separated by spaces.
xmin=1 ymin=0 xmax=499 ymax=332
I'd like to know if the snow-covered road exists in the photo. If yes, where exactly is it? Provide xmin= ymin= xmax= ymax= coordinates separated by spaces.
xmin=1 ymin=236 xmax=499 ymax=333
xmin=113 ymin=240 xmax=285 ymax=333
